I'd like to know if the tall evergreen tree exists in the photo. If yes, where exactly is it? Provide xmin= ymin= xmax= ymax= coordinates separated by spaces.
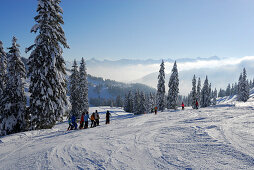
xmin=191 ymin=75 xmax=197 ymax=109
xmin=157 ymin=60 xmax=165 ymax=111
xmin=124 ymin=91 xmax=133 ymax=113
xmin=237 ymin=73 xmax=243 ymax=101
xmin=167 ymin=61 xmax=179 ymax=109
xmin=79 ymin=57 xmax=89 ymax=114
xmin=201 ymin=76 xmax=210 ymax=107
xmin=27 ymin=0 xmax=69 ymax=129
xmin=196 ymin=77 xmax=201 ymax=105
xmin=225 ymin=84 xmax=231 ymax=96
xmin=0 ymin=37 xmax=26 ymax=135
xmin=149 ymin=92 xmax=155 ymax=113
xmin=0 ymin=41 xmax=7 ymax=99
xmin=133 ymin=90 xmax=140 ymax=114
xmin=239 ymin=68 xmax=249 ymax=102
xmin=138 ymin=91 xmax=146 ymax=114
xmin=70 ymin=60 xmax=80 ymax=117
xmin=115 ymin=95 xmax=123 ymax=107
xmin=212 ymin=88 xmax=217 ymax=105
xmin=208 ymin=83 xmax=212 ymax=106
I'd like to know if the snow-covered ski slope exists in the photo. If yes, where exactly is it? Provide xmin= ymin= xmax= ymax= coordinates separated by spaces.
xmin=1 ymin=105 xmax=254 ymax=169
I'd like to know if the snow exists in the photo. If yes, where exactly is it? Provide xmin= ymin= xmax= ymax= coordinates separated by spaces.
xmin=0 ymin=105 xmax=254 ymax=169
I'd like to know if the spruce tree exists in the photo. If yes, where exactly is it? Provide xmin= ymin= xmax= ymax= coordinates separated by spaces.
xmin=70 ymin=60 xmax=80 ymax=117
xmin=138 ymin=91 xmax=146 ymax=114
xmin=237 ymin=73 xmax=243 ymax=101
xmin=79 ymin=57 xmax=89 ymax=114
xmin=201 ymin=76 xmax=210 ymax=107
xmin=149 ymin=92 xmax=155 ymax=113
xmin=133 ymin=90 xmax=140 ymax=114
xmin=212 ymin=88 xmax=217 ymax=105
xmin=240 ymin=68 xmax=249 ymax=102
xmin=196 ymin=77 xmax=201 ymax=105
xmin=157 ymin=60 xmax=165 ymax=111
xmin=0 ymin=41 xmax=7 ymax=99
xmin=167 ymin=61 xmax=179 ymax=109
xmin=0 ymin=37 xmax=26 ymax=135
xmin=27 ymin=0 xmax=69 ymax=129
xmin=208 ymin=83 xmax=212 ymax=106
xmin=191 ymin=75 xmax=197 ymax=109
xmin=226 ymin=84 xmax=231 ymax=96
xmin=124 ymin=91 xmax=133 ymax=112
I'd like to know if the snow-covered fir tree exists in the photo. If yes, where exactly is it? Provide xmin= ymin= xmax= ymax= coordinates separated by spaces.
xmin=191 ymin=75 xmax=197 ymax=109
xmin=157 ymin=60 xmax=165 ymax=111
xmin=226 ymin=84 xmax=231 ymax=96
xmin=0 ymin=37 xmax=26 ymax=136
xmin=237 ymin=73 xmax=243 ymax=101
xmin=196 ymin=77 xmax=201 ymax=105
xmin=238 ymin=68 xmax=249 ymax=102
xmin=167 ymin=61 xmax=179 ymax=110
xmin=115 ymin=95 xmax=123 ymax=107
xmin=138 ymin=91 xmax=146 ymax=114
xmin=0 ymin=41 xmax=7 ymax=99
xmin=124 ymin=91 xmax=133 ymax=113
xmin=27 ymin=0 xmax=69 ymax=129
xmin=149 ymin=92 xmax=155 ymax=113
xmin=201 ymin=76 xmax=210 ymax=107
xmin=208 ymin=83 xmax=212 ymax=106
xmin=212 ymin=88 xmax=217 ymax=105
xmin=133 ymin=90 xmax=140 ymax=114
xmin=79 ymin=57 xmax=89 ymax=114
xmin=70 ymin=60 xmax=80 ymax=117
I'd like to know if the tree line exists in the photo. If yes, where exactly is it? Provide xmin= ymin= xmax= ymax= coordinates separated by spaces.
xmin=0 ymin=0 xmax=71 ymax=136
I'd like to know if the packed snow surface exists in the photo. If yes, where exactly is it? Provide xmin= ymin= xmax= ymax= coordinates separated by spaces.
xmin=1 ymin=105 xmax=254 ymax=169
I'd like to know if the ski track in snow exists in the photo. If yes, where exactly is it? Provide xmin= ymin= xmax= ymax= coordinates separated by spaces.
xmin=1 ymin=106 xmax=254 ymax=169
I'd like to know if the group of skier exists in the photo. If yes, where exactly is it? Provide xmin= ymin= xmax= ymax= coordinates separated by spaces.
xmin=67 ymin=110 xmax=111 ymax=130
xmin=67 ymin=101 xmax=200 ymax=130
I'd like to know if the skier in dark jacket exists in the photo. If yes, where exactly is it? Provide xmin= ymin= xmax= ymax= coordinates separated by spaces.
xmin=71 ymin=115 xmax=78 ymax=130
xmin=94 ymin=110 xmax=100 ymax=126
xmin=106 ymin=110 xmax=111 ymax=124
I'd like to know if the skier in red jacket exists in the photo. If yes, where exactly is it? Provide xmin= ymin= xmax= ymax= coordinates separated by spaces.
xmin=79 ymin=112 xmax=85 ymax=129
xmin=195 ymin=100 xmax=199 ymax=109
xmin=181 ymin=102 xmax=184 ymax=110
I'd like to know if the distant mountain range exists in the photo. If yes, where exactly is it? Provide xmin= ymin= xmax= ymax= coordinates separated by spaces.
xmin=65 ymin=56 xmax=220 ymax=68
xmin=21 ymin=57 xmax=156 ymax=106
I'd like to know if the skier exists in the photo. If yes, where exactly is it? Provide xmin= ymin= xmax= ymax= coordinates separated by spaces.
xmin=106 ymin=110 xmax=111 ymax=124
xmin=90 ymin=112 xmax=96 ymax=128
xmin=84 ymin=111 xmax=89 ymax=129
xmin=67 ymin=117 xmax=73 ymax=130
xmin=71 ymin=115 xmax=78 ymax=130
xmin=195 ymin=100 xmax=199 ymax=109
xmin=154 ymin=107 xmax=158 ymax=115
xmin=94 ymin=110 xmax=100 ymax=126
xmin=79 ymin=112 xmax=85 ymax=129
xmin=181 ymin=102 xmax=184 ymax=110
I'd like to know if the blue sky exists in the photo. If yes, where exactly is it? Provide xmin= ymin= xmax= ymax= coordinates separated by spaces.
xmin=1 ymin=0 xmax=254 ymax=61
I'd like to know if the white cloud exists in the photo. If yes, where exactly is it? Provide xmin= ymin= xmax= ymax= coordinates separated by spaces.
xmin=87 ymin=56 xmax=254 ymax=84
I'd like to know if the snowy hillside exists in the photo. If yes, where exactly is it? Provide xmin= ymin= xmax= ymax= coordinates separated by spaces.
xmin=1 ymin=104 xmax=254 ymax=169
xmin=217 ymin=87 xmax=254 ymax=107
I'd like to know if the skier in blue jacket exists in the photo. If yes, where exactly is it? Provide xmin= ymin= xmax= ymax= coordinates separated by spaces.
xmin=71 ymin=115 xmax=78 ymax=130
xmin=84 ymin=111 xmax=89 ymax=129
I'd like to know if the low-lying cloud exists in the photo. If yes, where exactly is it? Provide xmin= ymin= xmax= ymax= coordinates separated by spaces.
xmin=86 ymin=56 xmax=254 ymax=86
